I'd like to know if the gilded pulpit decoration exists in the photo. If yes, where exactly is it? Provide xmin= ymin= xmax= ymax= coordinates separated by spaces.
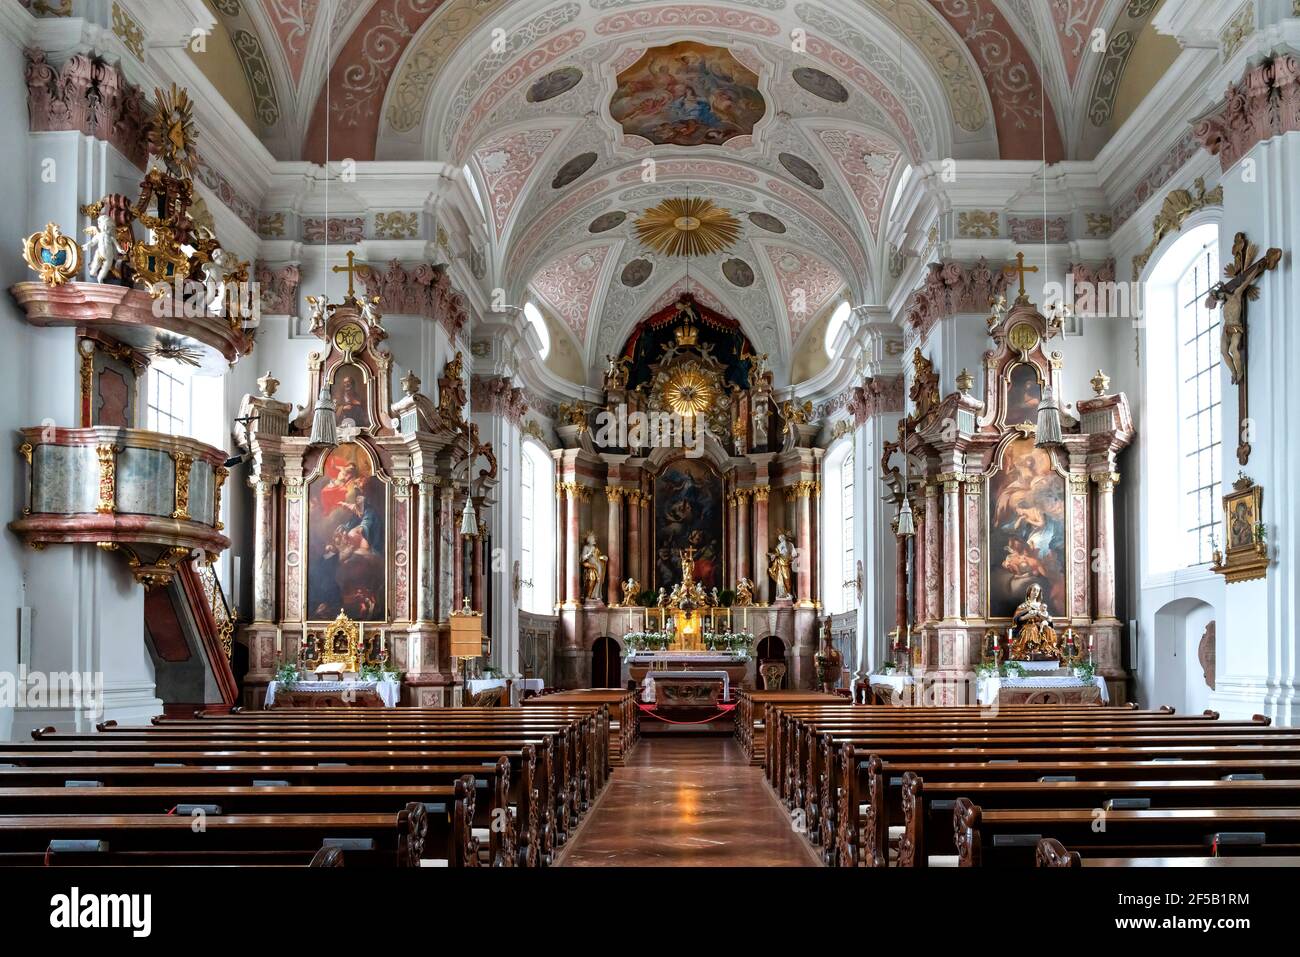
xmin=22 ymin=222 xmax=81 ymax=286
xmin=1205 ymin=231 xmax=1282 ymax=465
xmin=96 ymin=443 xmax=118 ymax=513
xmin=170 ymin=451 xmax=193 ymax=520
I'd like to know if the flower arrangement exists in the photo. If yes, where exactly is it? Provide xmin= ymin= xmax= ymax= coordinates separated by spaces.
xmin=1072 ymin=660 xmax=1096 ymax=683
xmin=274 ymin=662 xmax=301 ymax=684
xmin=623 ymin=631 xmax=673 ymax=654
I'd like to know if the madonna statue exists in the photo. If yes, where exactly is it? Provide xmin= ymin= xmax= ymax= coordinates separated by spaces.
xmin=1009 ymin=583 xmax=1059 ymax=660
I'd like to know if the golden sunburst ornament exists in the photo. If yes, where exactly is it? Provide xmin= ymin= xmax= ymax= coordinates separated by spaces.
xmin=635 ymin=198 xmax=741 ymax=257
xmin=662 ymin=367 xmax=720 ymax=417
xmin=148 ymin=84 xmax=199 ymax=179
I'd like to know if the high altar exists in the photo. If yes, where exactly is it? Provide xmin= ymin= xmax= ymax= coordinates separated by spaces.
xmin=884 ymin=276 xmax=1134 ymax=703
xmin=550 ymin=296 xmax=821 ymax=690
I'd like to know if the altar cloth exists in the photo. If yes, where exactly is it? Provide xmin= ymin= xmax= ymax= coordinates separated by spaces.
xmin=641 ymin=669 xmax=730 ymax=703
xmin=977 ymin=674 xmax=1108 ymax=705
xmin=265 ymin=679 xmax=400 ymax=709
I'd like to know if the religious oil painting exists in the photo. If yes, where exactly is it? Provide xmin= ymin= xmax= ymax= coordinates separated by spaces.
xmin=308 ymin=442 xmax=386 ymax=622
xmin=331 ymin=363 xmax=370 ymax=429
xmin=1004 ymin=362 xmax=1041 ymax=427
xmin=610 ymin=41 xmax=767 ymax=147
xmin=989 ymin=436 xmax=1066 ymax=618
xmin=654 ymin=456 xmax=724 ymax=593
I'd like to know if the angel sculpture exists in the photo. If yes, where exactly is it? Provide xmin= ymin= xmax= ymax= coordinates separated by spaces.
xmin=360 ymin=295 xmax=383 ymax=326
xmin=83 ymin=210 xmax=125 ymax=283
xmin=621 ymin=578 xmax=640 ymax=607
xmin=202 ymin=246 xmax=240 ymax=315
xmin=306 ymin=295 xmax=330 ymax=335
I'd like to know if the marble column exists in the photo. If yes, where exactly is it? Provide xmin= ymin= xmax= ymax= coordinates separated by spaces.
xmin=470 ymin=528 xmax=484 ymax=614
xmin=727 ymin=490 xmax=739 ymax=583
xmin=452 ymin=493 xmax=466 ymax=613
xmin=752 ymin=488 xmax=769 ymax=603
xmin=736 ymin=489 xmax=750 ymax=582
xmin=416 ymin=478 xmax=438 ymax=622
xmin=894 ymin=528 xmax=908 ymax=632
xmin=913 ymin=500 xmax=927 ymax=626
xmin=1092 ymin=472 xmax=1119 ymax=620
xmin=627 ymin=491 xmax=642 ymax=588
xmin=251 ymin=477 xmax=277 ymax=622
xmin=795 ymin=482 xmax=813 ymax=604
xmin=606 ymin=487 xmax=623 ymax=605
xmin=923 ymin=482 xmax=941 ymax=622
xmin=565 ymin=484 xmax=581 ymax=605
xmin=941 ymin=476 xmax=962 ymax=620
xmin=438 ymin=486 xmax=455 ymax=621
xmin=555 ymin=482 xmax=566 ymax=610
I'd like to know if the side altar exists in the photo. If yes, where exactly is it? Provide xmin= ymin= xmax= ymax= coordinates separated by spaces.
xmin=883 ymin=265 xmax=1134 ymax=704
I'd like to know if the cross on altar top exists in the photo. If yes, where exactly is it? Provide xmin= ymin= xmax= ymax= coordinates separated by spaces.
xmin=1004 ymin=251 xmax=1039 ymax=303
xmin=332 ymin=249 xmax=367 ymax=299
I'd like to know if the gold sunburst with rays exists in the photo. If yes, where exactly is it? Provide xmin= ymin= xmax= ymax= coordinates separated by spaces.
xmin=662 ymin=366 xmax=720 ymax=417
xmin=148 ymin=84 xmax=199 ymax=178
xmin=634 ymin=198 xmax=741 ymax=257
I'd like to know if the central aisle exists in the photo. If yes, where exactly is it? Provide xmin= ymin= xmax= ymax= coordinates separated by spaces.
xmin=558 ymin=735 xmax=822 ymax=866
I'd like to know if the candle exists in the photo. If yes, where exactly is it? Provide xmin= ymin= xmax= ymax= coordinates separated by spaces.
xmin=276 ymin=626 xmax=282 ymax=661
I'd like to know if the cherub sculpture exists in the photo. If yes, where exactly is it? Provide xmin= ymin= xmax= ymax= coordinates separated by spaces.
xmin=203 ymin=246 xmax=240 ymax=315
xmin=83 ymin=210 xmax=125 ymax=283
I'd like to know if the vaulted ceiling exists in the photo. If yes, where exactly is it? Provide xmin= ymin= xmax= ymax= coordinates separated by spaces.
xmin=203 ymin=0 xmax=1173 ymax=376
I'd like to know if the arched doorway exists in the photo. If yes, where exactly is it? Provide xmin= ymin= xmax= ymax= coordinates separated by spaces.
xmin=756 ymin=635 xmax=787 ymax=689
xmin=1152 ymin=598 xmax=1215 ymax=714
xmin=590 ymin=636 xmax=622 ymax=688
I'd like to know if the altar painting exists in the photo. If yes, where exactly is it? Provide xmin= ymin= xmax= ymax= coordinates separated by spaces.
xmin=331 ymin=363 xmax=370 ymax=429
xmin=307 ymin=443 xmax=386 ymax=622
xmin=611 ymin=42 xmax=766 ymax=147
xmin=654 ymin=457 xmax=724 ymax=592
xmin=1004 ymin=362 xmax=1041 ymax=427
xmin=989 ymin=436 xmax=1065 ymax=618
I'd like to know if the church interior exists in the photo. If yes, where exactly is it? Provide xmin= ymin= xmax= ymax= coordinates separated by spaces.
xmin=3 ymin=0 xmax=1300 ymax=893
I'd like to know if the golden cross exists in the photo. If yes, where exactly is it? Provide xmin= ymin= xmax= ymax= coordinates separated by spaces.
xmin=1004 ymin=251 xmax=1039 ymax=303
xmin=331 ymin=249 xmax=366 ymax=299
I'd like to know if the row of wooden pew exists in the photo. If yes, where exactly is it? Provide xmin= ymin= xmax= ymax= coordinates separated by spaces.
xmin=766 ymin=701 xmax=1300 ymax=866
xmin=0 ymin=702 xmax=626 ymax=868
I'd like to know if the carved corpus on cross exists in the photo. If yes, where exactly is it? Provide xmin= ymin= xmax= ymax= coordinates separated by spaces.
xmin=1205 ymin=231 xmax=1283 ymax=465
xmin=1004 ymin=251 xmax=1039 ymax=305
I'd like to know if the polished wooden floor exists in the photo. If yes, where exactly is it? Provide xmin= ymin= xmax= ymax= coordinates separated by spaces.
xmin=558 ymin=735 xmax=822 ymax=866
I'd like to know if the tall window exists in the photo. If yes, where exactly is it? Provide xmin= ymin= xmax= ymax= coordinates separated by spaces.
xmin=1144 ymin=222 xmax=1222 ymax=574
xmin=1177 ymin=244 xmax=1221 ymax=565
xmin=146 ymin=360 xmax=192 ymax=436
xmin=520 ymin=440 xmax=556 ymax=613
xmin=821 ymin=439 xmax=857 ymax=613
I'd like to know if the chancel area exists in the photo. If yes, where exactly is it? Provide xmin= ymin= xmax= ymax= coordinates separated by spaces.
xmin=3 ymin=0 xmax=1300 ymax=883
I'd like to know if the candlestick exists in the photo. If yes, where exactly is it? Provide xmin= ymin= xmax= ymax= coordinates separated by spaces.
xmin=276 ymin=626 xmax=282 ymax=662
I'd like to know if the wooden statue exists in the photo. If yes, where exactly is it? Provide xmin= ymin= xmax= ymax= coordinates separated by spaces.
xmin=580 ymin=533 xmax=607 ymax=602
xmin=1205 ymin=231 xmax=1282 ymax=465
xmin=733 ymin=577 xmax=754 ymax=606
xmin=1009 ymin=584 xmax=1059 ymax=660
xmin=814 ymin=618 xmax=843 ymax=692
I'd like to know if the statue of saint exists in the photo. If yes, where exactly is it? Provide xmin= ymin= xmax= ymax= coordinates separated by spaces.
xmin=767 ymin=533 xmax=797 ymax=600
xmin=1009 ymin=583 xmax=1059 ymax=660
xmin=620 ymin=577 xmax=640 ymax=607
xmin=580 ymin=533 xmax=607 ymax=602
xmin=734 ymin=577 xmax=754 ymax=606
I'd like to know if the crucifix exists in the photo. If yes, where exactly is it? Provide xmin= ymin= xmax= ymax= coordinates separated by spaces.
xmin=1004 ymin=251 xmax=1039 ymax=305
xmin=1205 ymin=231 xmax=1283 ymax=465
xmin=331 ymin=249 xmax=367 ymax=301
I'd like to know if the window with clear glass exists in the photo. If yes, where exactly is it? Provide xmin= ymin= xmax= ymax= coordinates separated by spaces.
xmin=146 ymin=361 xmax=191 ymax=436
xmin=1176 ymin=243 xmax=1221 ymax=565
xmin=520 ymin=440 xmax=556 ymax=612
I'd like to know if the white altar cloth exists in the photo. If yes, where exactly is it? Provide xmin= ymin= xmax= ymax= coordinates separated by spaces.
xmin=977 ymin=674 xmax=1108 ymax=705
xmin=641 ymin=670 xmax=731 ymax=703
xmin=628 ymin=653 xmax=746 ymax=665
xmin=265 ymin=679 xmax=400 ymax=708
xmin=465 ymin=677 xmax=545 ymax=697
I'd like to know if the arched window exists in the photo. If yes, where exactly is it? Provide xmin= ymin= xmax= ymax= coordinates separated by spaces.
xmin=1144 ymin=222 xmax=1221 ymax=570
xmin=824 ymin=301 xmax=852 ymax=359
xmin=524 ymin=301 xmax=550 ymax=360
xmin=821 ymin=438 xmax=856 ymax=613
xmin=520 ymin=439 xmax=556 ymax=613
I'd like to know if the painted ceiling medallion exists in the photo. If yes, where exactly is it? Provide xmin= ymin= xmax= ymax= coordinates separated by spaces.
xmin=722 ymin=258 xmax=755 ymax=287
xmin=634 ymin=198 xmax=741 ymax=258
xmin=552 ymin=152 xmax=598 ymax=189
xmin=589 ymin=211 xmax=628 ymax=233
xmin=792 ymin=67 xmax=848 ymax=103
xmin=527 ymin=66 xmax=583 ymax=103
xmin=610 ymin=41 xmax=767 ymax=147
xmin=779 ymin=153 xmax=824 ymax=190
xmin=748 ymin=211 xmax=786 ymax=233
xmin=621 ymin=259 xmax=653 ymax=287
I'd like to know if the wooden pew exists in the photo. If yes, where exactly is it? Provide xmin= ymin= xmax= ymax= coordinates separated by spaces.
xmin=1035 ymin=838 xmax=1300 ymax=868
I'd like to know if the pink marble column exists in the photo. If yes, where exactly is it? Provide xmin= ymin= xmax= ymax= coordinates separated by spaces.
xmin=416 ymin=479 xmax=437 ymax=622
xmin=728 ymin=490 xmax=739 ymax=583
xmin=606 ymin=487 xmax=623 ymax=605
xmin=912 ymin=500 xmax=926 ymax=625
xmin=627 ymin=491 xmax=642 ymax=588
xmin=923 ymin=483 xmax=941 ymax=622
xmin=736 ymin=489 xmax=750 ymax=581
xmin=752 ymin=488 xmax=769 ymax=603
xmin=1093 ymin=472 xmax=1119 ymax=619
xmin=438 ymin=486 xmax=455 ymax=620
xmin=565 ymin=484 xmax=581 ymax=605
xmin=941 ymin=476 xmax=962 ymax=620
xmin=796 ymin=482 xmax=813 ymax=603
xmin=452 ymin=495 xmax=466 ymax=613
xmin=895 ymin=530 xmax=908 ymax=631
xmin=554 ymin=483 xmax=565 ymax=610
